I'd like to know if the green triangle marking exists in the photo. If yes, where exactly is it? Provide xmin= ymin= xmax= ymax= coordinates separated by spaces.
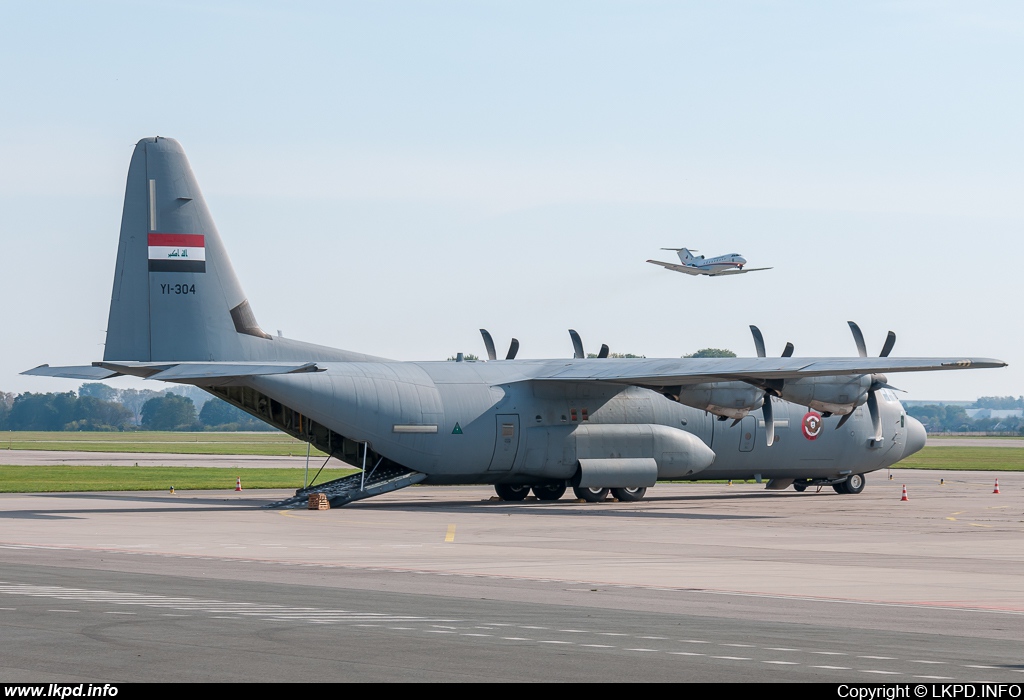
xmin=452 ymin=423 xmax=463 ymax=435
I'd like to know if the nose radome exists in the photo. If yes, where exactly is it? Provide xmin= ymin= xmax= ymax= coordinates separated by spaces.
xmin=903 ymin=416 xmax=927 ymax=458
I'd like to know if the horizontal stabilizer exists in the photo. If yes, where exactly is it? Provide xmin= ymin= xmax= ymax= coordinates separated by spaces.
xmin=88 ymin=361 xmax=324 ymax=382
xmin=149 ymin=362 xmax=323 ymax=381
xmin=21 ymin=364 xmax=121 ymax=380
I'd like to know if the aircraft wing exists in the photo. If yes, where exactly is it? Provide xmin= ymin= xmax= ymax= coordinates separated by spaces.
xmin=529 ymin=356 xmax=1006 ymax=388
xmin=646 ymin=259 xmax=704 ymax=275
xmin=23 ymin=361 xmax=323 ymax=383
xmin=708 ymin=267 xmax=773 ymax=276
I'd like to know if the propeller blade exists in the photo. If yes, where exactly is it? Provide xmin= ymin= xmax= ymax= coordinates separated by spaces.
xmin=848 ymin=321 xmax=868 ymax=358
xmin=730 ymin=417 xmax=742 ymax=427
xmin=597 ymin=344 xmax=609 ymax=359
xmin=835 ymin=411 xmax=854 ymax=430
xmin=879 ymin=330 xmax=896 ymax=358
xmin=749 ymin=325 xmax=767 ymax=358
xmin=781 ymin=342 xmax=794 ymax=358
xmin=763 ymin=395 xmax=774 ymax=447
xmin=479 ymin=329 xmax=497 ymax=361
xmin=568 ymin=329 xmax=585 ymax=359
xmin=867 ymin=390 xmax=882 ymax=442
xmin=505 ymin=338 xmax=519 ymax=360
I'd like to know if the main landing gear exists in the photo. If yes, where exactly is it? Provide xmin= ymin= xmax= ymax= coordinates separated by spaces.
xmin=493 ymin=484 xmax=531 ymax=501
xmin=493 ymin=484 xmax=647 ymax=503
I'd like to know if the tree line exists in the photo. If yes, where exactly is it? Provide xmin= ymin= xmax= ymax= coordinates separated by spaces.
xmin=906 ymin=397 xmax=1024 ymax=434
xmin=0 ymin=384 xmax=274 ymax=432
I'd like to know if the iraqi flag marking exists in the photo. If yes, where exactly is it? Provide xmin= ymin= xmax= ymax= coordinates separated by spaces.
xmin=148 ymin=233 xmax=206 ymax=273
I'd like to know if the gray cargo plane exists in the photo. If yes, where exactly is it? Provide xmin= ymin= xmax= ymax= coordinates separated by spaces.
xmin=25 ymin=138 xmax=1006 ymax=507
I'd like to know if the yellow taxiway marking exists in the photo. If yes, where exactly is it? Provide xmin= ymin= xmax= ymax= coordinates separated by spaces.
xmin=445 ymin=524 xmax=456 ymax=543
xmin=985 ymin=506 xmax=1009 ymax=510
xmin=945 ymin=517 xmax=957 ymax=521
xmin=969 ymin=523 xmax=992 ymax=528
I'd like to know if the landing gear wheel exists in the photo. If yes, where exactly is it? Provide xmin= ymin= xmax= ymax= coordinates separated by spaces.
xmin=573 ymin=486 xmax=610 ymax=503
xmin=611 ymin=487 xmax=647 ymax=502
xmin=532 ymin=483 xmax=567 ymax=501
xmin=495 ymin=484 xmax=531 ymax=501
xmin=832 ymin=481 xmax=849 ymax=494
xmin=845 ymin=473 xmax=866 ymax=494
xmin=793 ymin=481 xmax=808 ymax=492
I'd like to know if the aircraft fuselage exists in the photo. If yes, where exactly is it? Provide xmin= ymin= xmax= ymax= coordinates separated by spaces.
xmin=247 ymin=359 xmax=921 ymax=487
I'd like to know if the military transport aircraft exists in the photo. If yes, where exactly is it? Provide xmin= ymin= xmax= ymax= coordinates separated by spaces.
xmin=24 ymin=138 xmax=1006 ymax=508
xmin=647 ymin=247 xmax=772 ymax=276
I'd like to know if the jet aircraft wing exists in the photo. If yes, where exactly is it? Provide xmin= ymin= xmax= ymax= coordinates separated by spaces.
xmin=529 ymin=356 xmax=1006 ymax=388
xmin=645 ymin=259 xmax=703 ymax=275
xmin=707 ymin=266 xmax=773 ymax=276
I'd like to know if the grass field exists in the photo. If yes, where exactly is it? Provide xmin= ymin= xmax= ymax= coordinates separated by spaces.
xmin=1 ymin=431 xmax=327 ymax=457
xmin=0 ymin=465 xmax=358 ymax=493
xmin=896 ymin=447 xmax=1024 ymax=471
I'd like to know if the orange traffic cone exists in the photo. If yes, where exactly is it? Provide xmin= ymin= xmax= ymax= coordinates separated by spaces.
xmin=993 ymin=479 xmax=1000 ymax=494
xmin=235 ymin=477 xmax=242 ymax=492
xmin=900 ymin=484 xmax=909 ymax=502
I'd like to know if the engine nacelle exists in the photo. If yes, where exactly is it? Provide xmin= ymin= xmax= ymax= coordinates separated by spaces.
xmin=778 ymin=375 xmax=871 ymax=415
xmin=669 ymin=381 xmax=764 ymax=420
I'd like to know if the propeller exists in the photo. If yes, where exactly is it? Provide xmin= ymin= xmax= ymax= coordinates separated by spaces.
xmin=480 ymin=329 xmax=497 ymax=361
xmin=835 ymin=322 xmax=899 ymax=440
xmin=568 ymin=330 xmax=610 ymax=358
xmin=748 ymin=325 xmax=794 ymax=446
xmin=568 ymin=329 xmax=585 ymax=359
xmin=479 ymin=329 xmax=520 ymax=361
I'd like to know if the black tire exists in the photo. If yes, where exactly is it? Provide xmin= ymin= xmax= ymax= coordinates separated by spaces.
xmin=573 ymin=486 xmax=610 ymax=503
xmin=532 ymin=483 xmax=567 ymax=501
xmin=793 ymin=481 xmax=807 ymax=492
xmin=832 ymin=481 xmax=849 ymax=494
xmin=845 ymin=473 xmax=866 ymax=494
xmin=611 ymin=487 xmax=647 ymax=502
xmin=495 ymin=484 xmax=531 ymax=501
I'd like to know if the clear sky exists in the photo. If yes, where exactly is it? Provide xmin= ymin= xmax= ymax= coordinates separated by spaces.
xmin=1 ymin=1 xmax=1021 ymax=400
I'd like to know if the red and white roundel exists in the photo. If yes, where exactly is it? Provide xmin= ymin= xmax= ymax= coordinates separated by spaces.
xmin=802 ymin=411 xmax=823 ymax=440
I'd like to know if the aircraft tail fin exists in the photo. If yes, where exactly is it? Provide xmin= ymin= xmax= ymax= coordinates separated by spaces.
xmin=104 ymin=137 xmax=271 ymax=363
